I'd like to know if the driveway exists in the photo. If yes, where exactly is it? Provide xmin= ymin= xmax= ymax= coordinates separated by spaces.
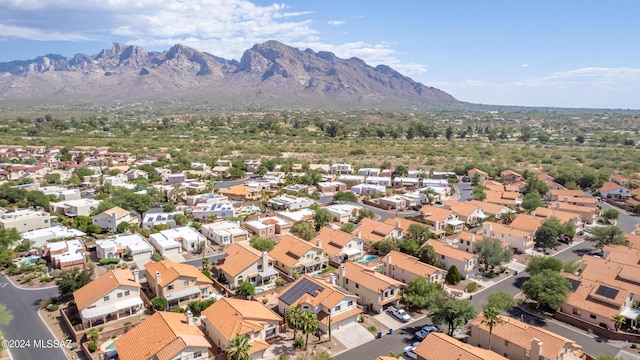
xmin=374 ymin=311 xmax=419 ymax=330
xmin=332 ymin=322 xmax=375 ymax=350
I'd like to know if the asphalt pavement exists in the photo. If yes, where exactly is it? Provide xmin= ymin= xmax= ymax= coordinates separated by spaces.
xmin=0 ymin=272 xmax=68 ymax=360
xmin=454 ymin=182 xmax=473 ymax=201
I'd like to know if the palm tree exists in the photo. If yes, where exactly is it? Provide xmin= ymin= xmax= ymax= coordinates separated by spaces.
xmin=612 ymin=314 xmax=626 ymax=332
xmin=301 ymin=311 xmax=319 ymax=350
xmin=481 ymin=307 xmax=503 ymax=350
xmin=285 ymin=307 xmax=303 ymax=340
xmin=502 ymin=211 xmax=516 ymax=225
xmin=421 ymin=188 xmax=438 ymax=205
xmin=227 ymin=335 xmax=251 ymax=360
xmin=169 ymin=183 xmax=187 ymax=203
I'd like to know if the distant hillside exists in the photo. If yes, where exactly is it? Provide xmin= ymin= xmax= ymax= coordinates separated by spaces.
xmin=0 ymin=41 xmax=460 ymax=110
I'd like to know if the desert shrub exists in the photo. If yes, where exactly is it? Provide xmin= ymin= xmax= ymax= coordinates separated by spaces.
xmin=465 ymin=282 xmax=480 ymax=293
xmin=98 ymin=258 xmax=120 ymax=265
xmin=87 ymin=342 xmax=98 ymax=352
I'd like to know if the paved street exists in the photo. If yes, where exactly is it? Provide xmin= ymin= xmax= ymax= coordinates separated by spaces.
xmin=454 ymin=182 xmax=473 ymax=201
xmin=600 ymin=201 xmax=638 ymax=234
xmin=0 ymin=272 xmax=68 ymax=360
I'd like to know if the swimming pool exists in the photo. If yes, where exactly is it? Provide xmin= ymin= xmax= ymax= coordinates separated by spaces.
xmin=106 ymin=342 xmax=116 ymax=351
xmin=358 ymin=255 xmax=379 ymax=263
xmin=21 ymin=255 xmax=42 ymax=266
xmin=255 ymin=288 xmax=265 ymax=294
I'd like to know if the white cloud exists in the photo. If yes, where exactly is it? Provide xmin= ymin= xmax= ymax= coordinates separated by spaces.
xmin=0 ymin=0 xmax=427 ymax=76
xmin=520 ymin=63 xmax=528 ymax=67
xmin=430 ymin=67 xmax=640 ymax=109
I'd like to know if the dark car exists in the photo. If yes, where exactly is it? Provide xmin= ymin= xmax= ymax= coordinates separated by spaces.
xmin=559 ymin=235 xmax=572 ymax=244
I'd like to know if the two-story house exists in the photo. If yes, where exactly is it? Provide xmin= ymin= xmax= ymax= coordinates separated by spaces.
xmin=0 ymin=209 xmax=51 ymax=233
xmin=200 ymin=221 xmax=249 ymax=245
xmin=269 ymin=234 xmax=329 ymax=276
xmin=337 ymin=262 xmax=405 ymax=313
xmin=352 ymin=218 xmax=403 ymax=247
xmin=482 ymin=222 xmax=535 ymax=252
xmin=599 ymin=181 xmax=632 ymax=201
xmin=49 ymin=198 xmax=102 ymax=217
xmin=312 ymin=227 xmax=364 ymax=265
xmin=469 ymin=315 xmax=583 ymax=360
xmin=150 ymin=226 xmax=206 ymax=253
xmin=114 ymin=311 xmax=211 ymax=360
xmin=216 ymin=243 xmax=277 ymax=289
xmin=500 ymin=170 xmax=523 ymax=184
xmin=277 ymin=275 xmax=362 ymax=333
xmin=95 ymin=234 xmax=154 ymax=262
xmin=144 ymin=259 xmax=215 ymax=308
xmin=382 ymin=250 xmax=446 ymax=284
xmin=202 ymin=297 xmax=283 ymax=360
xmin=330 ymin=163 xmax=353 ymax=175
xmin=443 ymin=200 xmax=486 ymax=227
xmin=91 ymin=206 xmax=138 ymax=233
xmin=73 ymin=269 xmax=143 ymax=327
xmin=420 ymin=205 xmax=464 ymax=234
xmin=425 ymin=240 xmax=479 ymax=279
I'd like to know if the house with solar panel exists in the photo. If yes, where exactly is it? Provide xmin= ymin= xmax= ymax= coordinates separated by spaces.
xmin=277 ymin=275 xmax=362 ymax=333
xmin=141 ymin=211 xmax=183 ymax=229
xmin=557 ymin=245 xmax=640 ymax=332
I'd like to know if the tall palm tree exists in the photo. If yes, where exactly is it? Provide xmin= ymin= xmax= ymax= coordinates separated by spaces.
xmin=226 ymin=335 xmax=252 ymax=360
xmin=502 ymin=211 xmax=516 ymax=225
xmin=421 ymin=188 xmax=438 ymax=205
xmin=612 ymin=314 xmax=626 ymax=331
xmin=285 ymin=307 xmax=303 ymax=340
xmin=481 ymin=307 xmax=504 ymax=350
xmin=169 ymin=183 xmax=187 ymax=203
xmin=301 ymin=311 xmax=319 ymax=350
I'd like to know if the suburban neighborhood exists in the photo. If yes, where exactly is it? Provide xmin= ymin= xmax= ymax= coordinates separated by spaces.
xmin=0 ymin=146 xmax=639 ymax=360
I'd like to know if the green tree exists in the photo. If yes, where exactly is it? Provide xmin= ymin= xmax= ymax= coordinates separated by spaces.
xmin=26 ymin=190 xmax=50 ymax=209
xmin=526 ymin=256 xmax=563 ymax=276
xmin=533 ymin=216 xmax=565 ymax=249
xmin=57 ymin=268 xmax=92 ymax=297
xmin=291 ymin=221 xmax=316 ymax=241
xmin=612 ymin=314 xmax=626 ymax=332
xmin=398 ymin=238 xmax=421 ymax=257
xmin=475 ymin=238 xmax=512 ymax=272
xmin=357 ymin=208 xmax=376 ymax=222
xmin=481 ymin=307 xmax=504 ymax=350
xmin=472 ymin=186 xmax=486 ymax=201
xmin=116 ymin=221 xmax=131 ymax=234
xmin=417 ymin=244 xmax=444 ymax=268
xmin=446 ymin=265 xmax=462 ymax=285
xmin=372 ymin=238 xmax=399 ymax=254
xmin=44 ymin=173 xmax=61 ymax=185
xmin=340 ymin=222 xmax=355 ymax=233
xmin=561 ymin=260 xmax=580 ymax=274
xmin=285 ymin=307 xmax=304 ymax=340
xmin=235 ymin=281 xmax=256 ymax=298
xmin=421 ymin=188 xmax=439 ymax=205
xmin=249 ymin=237 xmax=276 ymax=252
xmin=483 ymin=290 xmax=517 ymax=312
xmin=301 ymin=311 xmax=319 ymax=350
xmin=430 ymin=298 xmax=478 ymax=336
xmin=333 ymin=191 xmax=358 ymax=203
xmin=502 ymin=211 xmax=516 ymax=224
xmin=227 ymin=335 xmax=252 ymax=360
xmin=521 ymin=269 xmax=571 ymax=310
xmin=407 ymin=223 xmax=432 ymax=244
xmin=602 ymin=209 xmax=620 ymax=224
xmin=393 ymin=165 xmax=409 ymax=177
xmin=521 ymin=192 xmax=542 ymax=212
xmin=174 ymin=213 xmax=188 ymax=227
xmin=587 ymin=225 xmax=627 ymax=250
xmin=313 ymin=208 xmax=332 ymax=230
xmin=403 ymin=277 xmax=444 ymax=309
xmin=0 ymin=228 xmax=20 ymax=251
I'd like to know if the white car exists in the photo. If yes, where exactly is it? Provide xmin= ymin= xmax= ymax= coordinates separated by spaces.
xmin=387 ymin=306 xmax=411 ymax=322
xmin=403 ymin=342 xmax=421 ymax=359
xmin=415 ymin=325 xmax=439 ymax=340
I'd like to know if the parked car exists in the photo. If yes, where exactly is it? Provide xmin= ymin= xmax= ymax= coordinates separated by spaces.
xmin=403 ymin=342 xmax=421 ymax=359
xmin=386 ymin=306 xmax=411 ymax=322
xmin=415 ymin=325 xmax=439 ymax=340
xmin=559 ymin=235 xmax=572 ymax=244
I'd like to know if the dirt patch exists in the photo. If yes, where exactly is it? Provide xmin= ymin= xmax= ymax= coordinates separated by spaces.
xmin=39 ymin=308 xmax=84 ymax=360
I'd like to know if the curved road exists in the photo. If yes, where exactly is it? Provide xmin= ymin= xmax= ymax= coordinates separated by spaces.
xmin=0 ymin=272 xmax=67 ymax=360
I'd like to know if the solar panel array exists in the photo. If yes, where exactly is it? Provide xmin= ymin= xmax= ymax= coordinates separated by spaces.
xmin=567 ymin=278 xmax=581 ymax=292
xmin=595 ymin=284 xmax=620 ymax=299
xmin=280 ymin=278 xmax=324 ymax=306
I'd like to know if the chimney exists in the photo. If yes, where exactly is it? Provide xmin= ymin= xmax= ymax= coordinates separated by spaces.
xmin=487 ymin=223 xmax=492 ymax=233
xmin=155 ymin=271 xmax=162 ymax=296
xmin=563 ymin=196 xmax=569 ymax=202
xmin=530 ymin=338 xmax=542 ymax=360
xmin=531 ymin=211 xmax=536 ymax=217
xmin=356 ymin=230 xmax=361 ymax=239
xmin=470 ymin=234 xmax=475 ymax=243
xmin=317 ymin=238 xmax=322 ymax=248
xmin=555 ymin=202 xmax=560 ymax=210
xmin=339 ymin=265 xmax=346 ymax=288
xmin=328 ymin=273 xmax=336 ymax=285
xmin=262 ymin=251 xmax=269 ymax=269
xmin=132 ymin=269 xmax=139 ymax=283
xmin=112 ymin=212 xmax=118 ymax=232
xmin=386 ymin=252 xmax=392 ymax=274
xmin=185 ymin=309 xmax=193 ymax=325
xmin=396 ymin=219 xmax=401 ymax=228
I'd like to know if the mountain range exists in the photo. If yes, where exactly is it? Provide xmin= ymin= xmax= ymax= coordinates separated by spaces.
xmin=0 ymin=40 xmax=460 ymax=109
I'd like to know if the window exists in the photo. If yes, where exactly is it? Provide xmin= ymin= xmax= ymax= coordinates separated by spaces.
xmin=193 ymin=351 xmax=202 ymax=358
xmin=590 ymin=314 xmax=597 ymax=319
xmin=167 ymin=285 xmax=174 ymax=291
xmin=524 ymin=349 xmax=530 ymax=358
xmin=183 ymin=280 xmax=189 ymax=287
xmin=124 ymin=290 xmax=130 ymax=296
xmin=355 ymin=283 xmax=359 ymax=288
xmin=103 ymin=296 xmax=110 ymax=301
xmin=572 ymin=308 xmax=580 ymax=315
xmin=335 ymin=305 xmax=341 ymax=312
xmin=441 ymin=255 xmax=445 ymax=259
xmin=117 ymin=292 xmax=123 ymax=298
xmin=348 ymin=301 xmax=353 ymax=306
xmin=345 ymin=279 xmax=349 ymax=284
xmin=504 ymin=340 xmax=509 ymax=347
xmin=257 ymin=264 xmax=263 ymax=271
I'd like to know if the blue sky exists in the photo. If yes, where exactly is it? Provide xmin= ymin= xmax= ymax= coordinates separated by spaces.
xmin=1 ymin=0 xmax=638 ymax=109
